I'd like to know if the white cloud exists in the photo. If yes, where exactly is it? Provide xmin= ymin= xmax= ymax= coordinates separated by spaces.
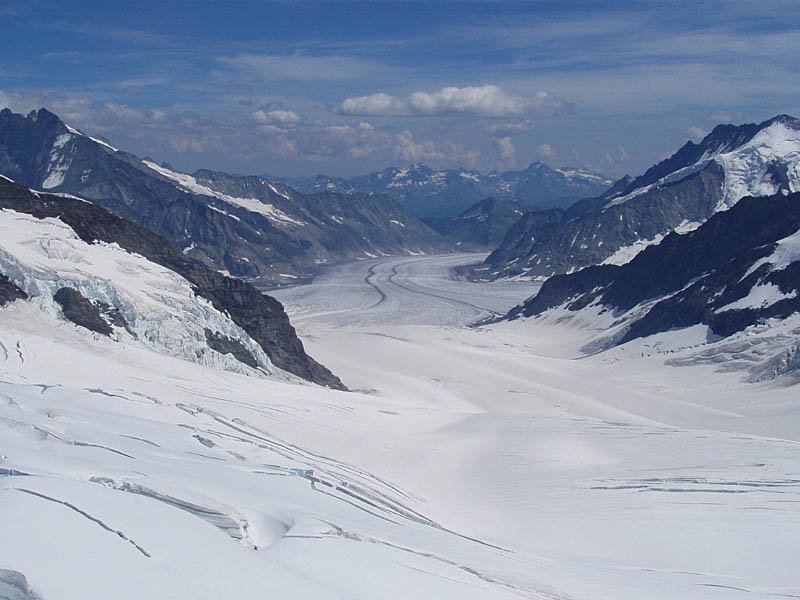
xmin=496 ymin=136 xmax=516 ymax=168
xmin=537 ymin=143 xmax=557 ymax=160
xmin=486 ymin=120 xmax=534 ymax=137
xmin=394 ymin=130 xmax=445 ymax=162
xmin=337 ymin=93 xmax=406 ymax=116
xmin=337 ymin=85 xmax=571 ymax=117
xmin=603 ymin=144 xmax=630 ymax=166
xmin=686 ymin=126 xmax=708 ymax=142
xmin=168 ymin=135 xmax=206 ymax=153
xmin=252 ymin=109 xmax=301 ymax=124
xmin=408 ymin=85 xmax=523 ymax=116
xmin=392 ymin=130 xmax=479 ymax=166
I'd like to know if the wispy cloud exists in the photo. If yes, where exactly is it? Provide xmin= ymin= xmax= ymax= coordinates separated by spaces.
xmin=537 ymin=143 xmax=556 ymax=160
xmin=218 ymin=53 xmax=379 ymax=81
xmin=496 ymin=136 xmax=516 ymax=169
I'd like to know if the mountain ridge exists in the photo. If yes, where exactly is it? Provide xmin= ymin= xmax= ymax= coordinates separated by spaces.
xmin=472 ymin=114 xmax=800 ymax=281
xmin=422 ymin=196 xmax=526 ymax=250
xmin=0 ymin=108 xmax=451 ymax=286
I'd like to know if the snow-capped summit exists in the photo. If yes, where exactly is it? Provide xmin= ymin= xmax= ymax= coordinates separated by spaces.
xmin=475 ymin=114 xmax=800 ymax=281
xmin=605 ymin=114 xmax=800 ymax=210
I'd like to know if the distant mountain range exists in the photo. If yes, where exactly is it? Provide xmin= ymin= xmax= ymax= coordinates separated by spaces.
xmin=0 ymin=175 xmax=344 ymax=389
xmin=276 ymin=162 xmax=613 ymax=219
xmin=472 ymin=115 xmax=800 ymax=281
xmin=502 ymin=189 xmax=800 ymax=382
xmin=0 ymin=108 xmax=450 ymax=286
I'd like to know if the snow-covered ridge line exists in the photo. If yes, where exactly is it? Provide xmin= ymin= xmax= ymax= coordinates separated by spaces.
xmin=0 ymin=208 xmax=285 ymax=379
xmin=606 ymin=121 xmax=800 ymax=210
xmin=65 ymin=122 xmax=120 ymax=153
xmin=556 ymin=168 xmax=613 ymax=185
xmin=142 ymin=161 xmax=305 ymax=226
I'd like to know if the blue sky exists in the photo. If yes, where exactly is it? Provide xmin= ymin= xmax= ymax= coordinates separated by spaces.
xmin=1 ymin=1 xmax=798 ymax=178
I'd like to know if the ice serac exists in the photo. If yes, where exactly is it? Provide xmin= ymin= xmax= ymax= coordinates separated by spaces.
xmin=279 ymin=161 xmax=613 ymax=218
xmin=503 ymin=191 xmax=800 ymax=380
xmin=0 ymin=176 xmax=345 ymax=389
xmin=0 ymin=569 xmax=39 ymax=600
xmin=0 ymin=108 xmax=450 ymax=285
xmin=474 ymin=115 xmax=800 ymax=281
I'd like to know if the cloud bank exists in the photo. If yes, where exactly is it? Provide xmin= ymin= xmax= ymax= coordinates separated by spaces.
xmin=337 ymin=85 xmax=573 ymax=117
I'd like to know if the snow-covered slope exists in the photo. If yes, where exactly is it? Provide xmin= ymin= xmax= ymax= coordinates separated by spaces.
xmin=3 ymin=249 xmax=799 ymax=599
xmin=0 ymin=305 xmax=537 ymax=600
xmin=0 ymin=176 xmax=343 ymax=388
xmin=0 ymin=208 xmax=281 ymax=377
xmin=476 ymin=115 xmax=800 ymax=281
xmin=141 ymin=160 xmax=306 ymax=226
xmin=716 ymin=119 xmax=800 ymax=209
xmin=503 ymin=190 xmax=800 ymax=381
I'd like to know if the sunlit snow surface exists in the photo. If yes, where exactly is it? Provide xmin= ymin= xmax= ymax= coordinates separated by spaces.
xmin=2 ymin=254 xmax=799 ymax=599
xmin=717 ymin=122 xmax=800 ymax=210
xmin=142 ymin=160 xmax=305 ymax=226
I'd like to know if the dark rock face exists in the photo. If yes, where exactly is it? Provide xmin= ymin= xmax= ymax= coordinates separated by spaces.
xmin=506 ymin=192 xmax=800 ymax=347
xmin=0 ymin=273 xmax=27 ymax=306
xmin=280 ymin=161 xmax=612 ymax=219
xmin=0 ymin=108 xmax=450 ymax=285
xmin=54 ymin=287 xmax=118 ymax=336
xmin=423 ymin=197 xmax=526 ymax=250
xmin=0 ymin=177 xmax=344 ymax=389
xmin=472 ymin=115 xmax=800 ymax=282
xmin=204 ymin=328 xmax=259 ymax=369
xmin=476 ymin=164 xmax=725 ymax=280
